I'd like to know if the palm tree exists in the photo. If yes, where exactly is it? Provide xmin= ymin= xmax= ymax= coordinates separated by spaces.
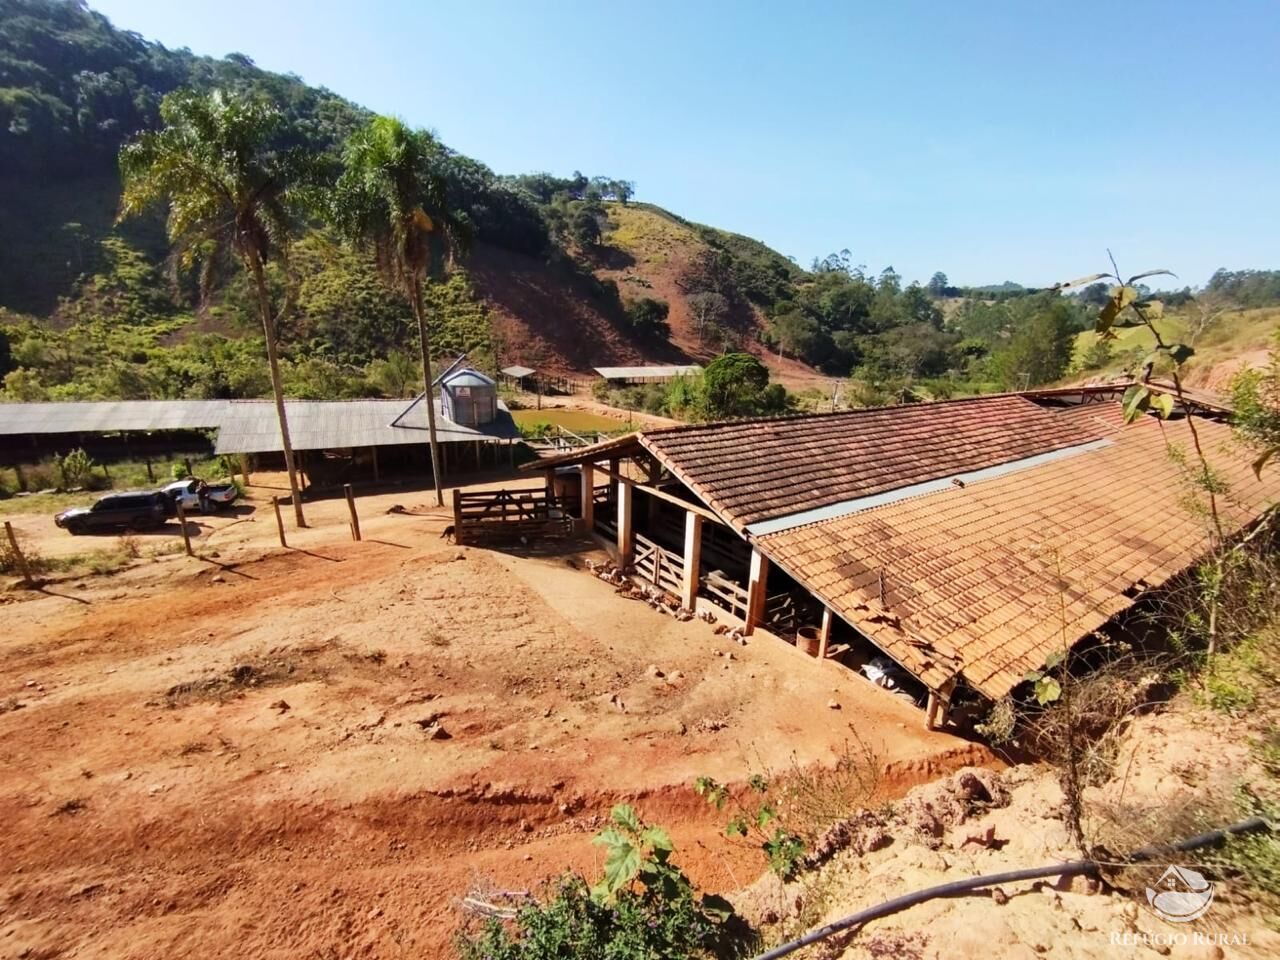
xmin=118 ymin=89 xmax=310 ymax=527
xmin=329 ymin=116 xmax=470 ymax=506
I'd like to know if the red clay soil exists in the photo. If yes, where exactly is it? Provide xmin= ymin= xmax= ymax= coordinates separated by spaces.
xmin=0 ymin=482 xmax=989 ymax=958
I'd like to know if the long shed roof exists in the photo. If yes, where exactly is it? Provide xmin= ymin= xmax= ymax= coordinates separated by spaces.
xmin=637 ymin=395 xmax=1101 ymax=531
xmin=0 ymin=400 xmax=231 ymax=436
xmin=212 ymin=398 xmax=519 ymax=454
xmin=594 ymin=365 xmax=701 ymax=380
xmin=523 ymin=393 xmax=1279 ymax=700
xmin=0 ymin=396 xmax=520 ymax=453
xmin=759 ymin=405 xmax=1280 ymax=699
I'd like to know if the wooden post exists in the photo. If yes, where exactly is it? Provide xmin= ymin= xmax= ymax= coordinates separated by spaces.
xmin=14 ymin=464 xmax=26 ymax=493
xmin=144 ymin=457 xmax=154 ymax=482
xmin=680 ymin=511 xmax=703 ymax=611
xmin=507 ymin=438 xmax=515 ymax=470
xmin=451 ymin=487 xmax=464 ymax=545
xmin=745 ymin=547 xmax=769 ymax=635
xmin=101 ymin=461 xmax=110 ymax=480
xmin=183 ymin=457 xmax=193 ymax=479
xmin=272 ymin=496 xmax=288 ymax=548
xmin=543 ymin=467 xmax=556 ymax=508
xmin=925 ymin=680 xmax=955 ymax=731
xmin=617 ymin=479 xmax=634 ymax=566
xmin=240 ymin=454 xmax=250 ymax=488
xmin=579 ymin=463 xmax=595 ymax=529
xmin=175 ymin=502 xmax=194 ymax=557
xmin=4 ymin=521 xmax=34 ymax=586
xmin=371 ymin=445 xmax=380 ymax=484
xmin=344 ymin=483 xmax=361 ymax=541
xmin=818 ymin=606 xmax=833 ymax=659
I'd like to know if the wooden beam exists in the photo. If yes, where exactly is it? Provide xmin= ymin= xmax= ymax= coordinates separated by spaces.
xmin=818 ymin=606 xmax=833 ymax=659
xmin=4 ymin=521 xmax=34 ymax=586
xmin=344 ymin=483 xmax=361 ymax=541
xmin=680 ymin=511 xmax=703 ymax=610
xmin=745 ymin=547 xmax=769 ymax=635
xmin=588 ymin=463 xmax=721 ymax=523
xmin=580 ymin=462 xmax=595 ymax=530
xmin=176 ymin=502 xmax=194 ymax=557
xmin=272 ymin=496 xmax=287 ymax=548
xmin=371 ymin=445 xmax=380 ymax=483
xmin=617 ymin=478 xmax=634 ymax=566
xmin=452 ymin=487 xmax=464 ymax=545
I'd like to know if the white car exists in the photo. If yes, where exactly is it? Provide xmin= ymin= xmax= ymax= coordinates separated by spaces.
xmin=162 ymin=478 xmax=239 ymax=515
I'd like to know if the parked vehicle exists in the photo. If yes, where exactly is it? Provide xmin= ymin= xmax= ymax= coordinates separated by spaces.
xmin=161 ymin=478 xmax=238 ymax=515
xmin=55 ymin=491 xmax=169 ymax=534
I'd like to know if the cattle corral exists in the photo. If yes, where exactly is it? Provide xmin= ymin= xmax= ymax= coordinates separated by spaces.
xmin=0 ymin=478 xmax=985 ymax=959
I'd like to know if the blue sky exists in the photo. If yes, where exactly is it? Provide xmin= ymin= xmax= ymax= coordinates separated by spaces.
xmin=92 ymin=0 xmax=1279 ymax=288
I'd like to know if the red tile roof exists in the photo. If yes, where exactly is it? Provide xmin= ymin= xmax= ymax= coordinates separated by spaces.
xmin=638 ymin=395 xmax=1103 ymax=530
xmin=758 ymin=405 xmax=1280 ymax=699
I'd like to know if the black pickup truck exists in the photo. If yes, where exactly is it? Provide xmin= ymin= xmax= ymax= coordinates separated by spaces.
xmin=54 ymin=490 xmax=169 ymax=534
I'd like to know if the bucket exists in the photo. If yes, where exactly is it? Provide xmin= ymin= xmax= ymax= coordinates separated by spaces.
xmin=796 ymin=626 xmax=822 ymax=657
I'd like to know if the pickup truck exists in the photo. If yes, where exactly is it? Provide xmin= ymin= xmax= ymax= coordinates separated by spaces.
xmin=55 ymin=491 xmax=169 ymax=534
xmin=162 ymin=478 xmax=239 ymax=515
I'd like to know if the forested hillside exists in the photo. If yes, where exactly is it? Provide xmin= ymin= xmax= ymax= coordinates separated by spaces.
xmin=1 ymin=0 xmax=1276 ymax=408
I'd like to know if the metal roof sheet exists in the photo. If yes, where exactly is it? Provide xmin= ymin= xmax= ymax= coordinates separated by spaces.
xmin=594 ymin=365 xmax=702 ymax=380
xmin=501 ymin=365 xmax=536 ymax=378
xmin=0 ymin=397 xmax=520 ymax=452
xmin=211 ymin=398 xmax=520 ymax=454
xmin=0 ymin=400 xmax=231 ymax=436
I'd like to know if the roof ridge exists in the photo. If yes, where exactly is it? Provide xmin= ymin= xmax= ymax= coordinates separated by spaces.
xmin=644 ymin=392 xmax=1038 ymax=436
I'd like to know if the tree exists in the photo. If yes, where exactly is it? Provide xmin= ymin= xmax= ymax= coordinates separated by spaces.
xmin=330 ymin=116 xmax=471 ymax=506
xmin=926 ymin=271 xmax=949 ymax=298
xmin=624 ymin=297 xmax=670 ymax=341
xmin=701 ymin=352 xmax=783 ymax=419
xmin=687 ymin=290 xmax=728 ymax=342
xmin=990 ymin=296 xmax=1078 ymax=389
xmin=1231 ymin=330 xmax=1280 ymax=477
xmin=118 ymin=88 xmax=312 ymax=526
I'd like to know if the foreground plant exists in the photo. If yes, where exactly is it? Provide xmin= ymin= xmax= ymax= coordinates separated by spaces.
xmin=457 ymin=804 xmax=738 ymax=960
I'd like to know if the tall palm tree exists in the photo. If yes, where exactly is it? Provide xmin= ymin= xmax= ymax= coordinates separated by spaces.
xmin=119 ymin=89 xmax=310 ymax=527
xmin=330 ymin=116 xmax=470 ymax=506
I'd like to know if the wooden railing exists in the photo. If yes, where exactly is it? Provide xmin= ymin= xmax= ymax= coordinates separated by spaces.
xmin=452 ymin=487 xmax=573 ymax=544
xmin=633 ymin=531 xmax=684 ymax=597
xmin=704 ymin=569 xmax=748 ymax=620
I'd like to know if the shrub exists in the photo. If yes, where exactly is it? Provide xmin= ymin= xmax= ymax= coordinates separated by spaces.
xmin=57 ymin=448 xmax=95 ymax=489
xmin=456 ymin=805 xmax=739 ymax=960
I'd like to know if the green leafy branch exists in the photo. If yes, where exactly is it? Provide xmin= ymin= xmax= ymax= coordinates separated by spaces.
xmin=694 ymin=775 xmax=807 ymax=880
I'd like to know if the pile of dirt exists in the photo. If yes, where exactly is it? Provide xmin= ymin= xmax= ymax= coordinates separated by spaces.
xmin=734 ymin=702 xmax=1280 ymax=959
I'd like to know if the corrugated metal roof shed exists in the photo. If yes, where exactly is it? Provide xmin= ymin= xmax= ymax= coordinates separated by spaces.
xmin=594 ymin=365 xmax=702 ymax=381
xmin=0 ymin=400 xmax=231 ymax=436
xmin=0 ymin=398 xmax=520 ymax=453
xmin=211 ymin=398 xmax=520 ymax=454
xmin=501 ymin=365 xmax=536 ymax=379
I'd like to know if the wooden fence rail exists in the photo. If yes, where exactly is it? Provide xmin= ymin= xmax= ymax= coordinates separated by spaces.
xmin=452 ymin=487 xmax=574 ymax=544
xmin=633 ymin=531 xmax=684 ymax=597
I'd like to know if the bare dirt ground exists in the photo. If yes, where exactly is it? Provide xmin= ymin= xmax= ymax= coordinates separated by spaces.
xmin=0 ymin=476 xmax=987 ymax=959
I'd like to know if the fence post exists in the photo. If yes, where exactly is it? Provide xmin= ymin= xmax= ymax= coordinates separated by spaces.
xmin=175 ymin=502 xmax=194 ymax=557
xmin=4 ymin=521 xmax=35 ymax=586
xmin=272 ymin=496 xmax=288 ymax=548
xmin=344 ymin=483 xmax=361 ymax=541
xmin=451 ymin=488 xmax=464 ymax=545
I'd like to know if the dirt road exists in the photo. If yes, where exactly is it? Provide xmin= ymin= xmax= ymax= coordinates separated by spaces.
xmin=1 ymin=480 xmax=987 ymax=958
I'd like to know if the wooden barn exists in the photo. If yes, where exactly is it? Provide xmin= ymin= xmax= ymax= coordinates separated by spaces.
xmin=521 ymin=386 xmax=1280 ymax=726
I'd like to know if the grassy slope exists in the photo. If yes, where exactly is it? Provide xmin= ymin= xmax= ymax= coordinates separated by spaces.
xmin=1071 ymin=305 xmax=1279 ymax=391
xmin=598 ymin=203 xmax=829 ymax=388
